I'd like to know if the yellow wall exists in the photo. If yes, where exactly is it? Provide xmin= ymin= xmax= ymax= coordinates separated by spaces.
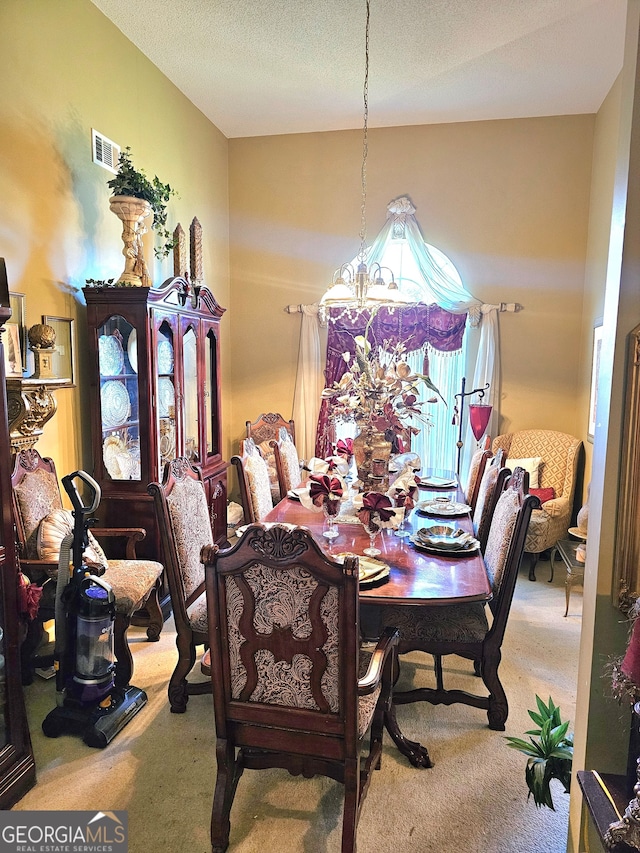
xmin=0 ymin=0 xmax=231 ymax=478
xmin=228 ymin=116 xmax=595 ymax=464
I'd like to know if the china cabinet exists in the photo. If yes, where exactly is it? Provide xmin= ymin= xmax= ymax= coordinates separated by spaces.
xmin=83 ymin=276 xmax=227 ymax=618
xmin=0 ymin=260 xmax=36 ymax=806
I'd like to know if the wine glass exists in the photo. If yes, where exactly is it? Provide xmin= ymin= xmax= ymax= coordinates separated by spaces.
xmin=322 ymin=499 xmax=340 ymax=540
xmin=362 ymin=516 xmax=382 ymax=556
xmin=393 ymin=495 xmax=410 ymax=538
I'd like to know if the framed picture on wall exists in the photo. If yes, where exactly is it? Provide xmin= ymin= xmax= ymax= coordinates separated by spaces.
xmin=588 ymin=321 xmax=603 ymax=443
xmin=3 ymin=323 xmax=23 ymax=377
xmin=8 ymin=291 xmax=26 ymax=374
xmin=42 ymin=315 xmax=76 ymax=386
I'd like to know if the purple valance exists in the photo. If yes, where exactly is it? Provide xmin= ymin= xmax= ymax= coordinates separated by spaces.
xmin=315 ymin=304 xmax=467 ymax=457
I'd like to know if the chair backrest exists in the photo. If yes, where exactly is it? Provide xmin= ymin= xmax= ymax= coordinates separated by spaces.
xmin=203 ymin=523 xmax=360 ymax=748
xmin=230 ymin=438 xmax=274 ymax=524
xmin=483 ymin=467 xmax=539 ymax=640
xmin=11 ymin=449 xmax=64 ymax=559
xmin=148 ymin=457 xmax=213 ymax=629
xmin=271 ymin=426 xmax=302 ymax=499
xmin=472 ymin=449 xmax=509 ymax=552
xmin=492 ymin=429 xmax=582 ymax=500
xmin=246 ymin=412 xmax=296 ymax=446
xmin=464 ymin=437 xmax=492 ymax=511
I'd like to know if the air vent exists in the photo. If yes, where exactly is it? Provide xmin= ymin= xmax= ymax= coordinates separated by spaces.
xmin=91 ymin=129 xmax=120 ymax=174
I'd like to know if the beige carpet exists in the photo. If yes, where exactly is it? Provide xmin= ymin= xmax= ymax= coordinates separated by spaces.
xmin=13 ymin=555 xmax=581 ymax=853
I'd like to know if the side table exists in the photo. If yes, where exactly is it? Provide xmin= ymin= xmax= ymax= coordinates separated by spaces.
xmin=550 ymin=538 xmax=585 ymax=617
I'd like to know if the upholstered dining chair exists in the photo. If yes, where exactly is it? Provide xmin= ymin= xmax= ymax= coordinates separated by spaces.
xmin=271 ymin=426 xmax=303 ymax=499
xmin=148 ymin=457 xmax=214 ymax=713
xmin=492 ymin=429 xmax=583 ymax=580
xmin=373 ymin=467 xmax=539 ymax=731
xmin=246 ymin=412 xmax=296 ymax=502
xmin=11 ymin=448 xmax=163 ymax=687
xmin=201 ymin=523 xmax=399 ymax=853
xmin=464 ymin=435 xmax=492 ymax=512
xmin=472 ymin=449 xmax=509 ymax=553
xmin=230 ymin=437 xmax=274 ymax=524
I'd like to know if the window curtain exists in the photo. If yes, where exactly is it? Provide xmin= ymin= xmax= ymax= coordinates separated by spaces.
xmin=287 ymin=303 xmax=322 ymax=463
xmin=289 ymin=196 xmax=505 ymax=476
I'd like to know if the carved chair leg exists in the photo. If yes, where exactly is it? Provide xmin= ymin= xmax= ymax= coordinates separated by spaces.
xmin=144 ymin=583 xmax=163 ymax=642
xmin=341 ymin=758 xmax=359 ymax=853
xmin=481 ymin=648 xmax=508 ymax=730
xmin=211 ymin=739 xmax=239 ymax=853
xmin=113 ymin=612 xmax=133 ymax=689
xmin=168 ymin=633 xmax=197 ymax=713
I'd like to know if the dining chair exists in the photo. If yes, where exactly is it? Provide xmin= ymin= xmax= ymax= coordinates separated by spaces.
xmin=148 ymin=457 xmax=213 ymax=713
xmin=464 ymin=435 xmax=492 ymax=512
xmin=246 ymin=412 xmax=297 ymax=502
xmin=472 ymin=449 xmax=509 ymax=553
xmin=374 ymin=467 xmax=539 ymax=730
xmin=492 ymin=429 xmax=583 ymax=580
xmin=230 ymin=437 xmax=274 ymax=524
xmin=11 ymin=448 xmax=163 ymax=687
xmin=201 ymin=523 xmax=399 ymax=853
xmin=271 ymin=426 xmax=303 ymax=499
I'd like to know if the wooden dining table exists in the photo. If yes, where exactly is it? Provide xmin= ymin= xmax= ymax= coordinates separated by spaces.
xmin=261 ymin=468 xmax=492 ymax=768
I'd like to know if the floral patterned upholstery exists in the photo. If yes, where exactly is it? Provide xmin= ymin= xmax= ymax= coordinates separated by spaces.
xmin=273 ymin=427 xmax=302 ymax=494
xmin=465 ymin=446 xmax=489 ymax=509
xmin=492 ymin=430 xmax=582 ymax=560
xmin=484 ymin=487 xmax=521 ymax=594
xmin=238 ymin=438 xmax=274 ymax=522
xmin=166 ymin=473 xmax=213 ymax=633
xmin=380 ymin=601 xmax=488 ymax=644
xmin=472 ymin=459 xmax=504 ymax=551
xmin=258 ymin=440 xmax=281 ymax=502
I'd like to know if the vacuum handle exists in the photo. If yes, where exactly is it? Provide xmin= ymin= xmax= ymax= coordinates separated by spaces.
xmin=61 ymin=470 xmax=102 ymax=516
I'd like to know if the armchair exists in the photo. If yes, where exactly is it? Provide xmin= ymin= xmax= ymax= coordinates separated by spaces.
xmin=201 ymin=523 xmax=399 ymax=853
xmin=374 ymin=468 xmax=539 ymax=730
xmin=11 ymin=449 xmax=163 ymax=687
xmin=492 ymin=429 xmax=583 ymax=580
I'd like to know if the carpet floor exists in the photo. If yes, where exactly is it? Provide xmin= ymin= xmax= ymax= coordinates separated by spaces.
xmin=13 ymin=554 xmax=581 ymax=853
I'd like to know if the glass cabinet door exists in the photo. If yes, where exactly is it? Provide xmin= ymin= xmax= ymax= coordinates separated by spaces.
xmin=183 ymin=326 xmax=199 ymax=462
xmin=98 ymin=316 xmax=140 ymax=481
xmin=204 ymin=327 xmax=219 ymax=458
xmin=156 ymin=320 xmax=176 ymax=473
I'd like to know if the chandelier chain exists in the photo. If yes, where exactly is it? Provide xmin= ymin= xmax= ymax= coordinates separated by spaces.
xmin=359 ymin=0 xmax=370 ymax=259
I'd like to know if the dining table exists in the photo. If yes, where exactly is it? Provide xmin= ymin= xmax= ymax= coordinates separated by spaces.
xmin=260 ymin=467 xmax=492 ymax=768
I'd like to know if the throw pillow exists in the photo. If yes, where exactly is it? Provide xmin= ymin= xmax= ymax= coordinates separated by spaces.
xmin=530 ymin=487 xmax=555 ymax=504
xmin=36 ymin=509 xmax=108 ymax=572
xmin=506 ymin=456 xmax=542 ymax=489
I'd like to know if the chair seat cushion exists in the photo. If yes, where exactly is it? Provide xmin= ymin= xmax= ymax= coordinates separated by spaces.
xmin=380 ymin=602 xmax=489 ymax=644
xmin=103 ymin=560 xmax=163 ymax=616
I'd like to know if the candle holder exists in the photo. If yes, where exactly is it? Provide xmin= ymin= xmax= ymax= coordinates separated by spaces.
xmin=453 ymin=377 xmax=491 ymax=476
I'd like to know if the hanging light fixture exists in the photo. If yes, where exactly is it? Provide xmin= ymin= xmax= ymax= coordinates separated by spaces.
xmin=319 ymin=0 xmax=411 ymax=313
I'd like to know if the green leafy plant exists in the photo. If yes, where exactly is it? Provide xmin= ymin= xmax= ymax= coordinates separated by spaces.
xmin=504 ymin=695 xmax=574 ymax=810
xmin=107 ymin=147 xmax=177 ymax=259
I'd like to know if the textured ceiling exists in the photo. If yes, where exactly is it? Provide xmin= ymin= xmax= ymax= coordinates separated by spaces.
xmin=91 ymin=0 xmax=628 ymax=139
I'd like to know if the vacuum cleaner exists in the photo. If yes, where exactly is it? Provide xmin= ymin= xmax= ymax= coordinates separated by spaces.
xmin=42 ymin=470 xmax=148 ymax=748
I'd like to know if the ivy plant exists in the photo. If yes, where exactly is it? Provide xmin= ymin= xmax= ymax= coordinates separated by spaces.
xmin=107 ymin=147 xmax=177 ymax=259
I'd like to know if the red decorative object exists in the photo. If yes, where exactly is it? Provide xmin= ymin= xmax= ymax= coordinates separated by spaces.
xmin=469 ymin=403 xmax=493 ymax=442
xmin=622 ymin=619 xmax=640 ymax=688
xmin=530 ymin=487 xmax=556 ymax=504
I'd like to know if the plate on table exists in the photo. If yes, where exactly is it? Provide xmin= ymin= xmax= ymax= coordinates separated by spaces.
xmin=413 ymin=525 xmax=479 ymax=551
xmin=416 ymin=499 xmax=472 ymax=517
xmin=335 ymin=553 xmax=390 ymax=587
xmin=100 ymin=380 xmax=131 ymax=428
xmin=410 ymin=535 xmax=479 ymax=556
xmin=419 ymin=475 xmax=458 ymax=488
xmin=99 ymin=334 xmax=124 ymax=376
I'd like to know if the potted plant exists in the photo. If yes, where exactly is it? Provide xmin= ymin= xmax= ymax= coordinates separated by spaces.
xmin=505 ymin=695 xmax=574 ymax=809
xmin=107 ymin=147 xmax=177 ymax=286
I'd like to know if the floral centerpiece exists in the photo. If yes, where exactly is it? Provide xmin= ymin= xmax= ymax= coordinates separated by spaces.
xmin=321 ymin=310 xmax=442 ymax=490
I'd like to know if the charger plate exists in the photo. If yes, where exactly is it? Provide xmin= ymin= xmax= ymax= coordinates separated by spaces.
xmin=335 ymin=552 xmax=390 ymax=586
xmin=410 ymin=535 xmax=479 ymax=556
xmin=416 ymin=499 xmax=471 ymax=517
